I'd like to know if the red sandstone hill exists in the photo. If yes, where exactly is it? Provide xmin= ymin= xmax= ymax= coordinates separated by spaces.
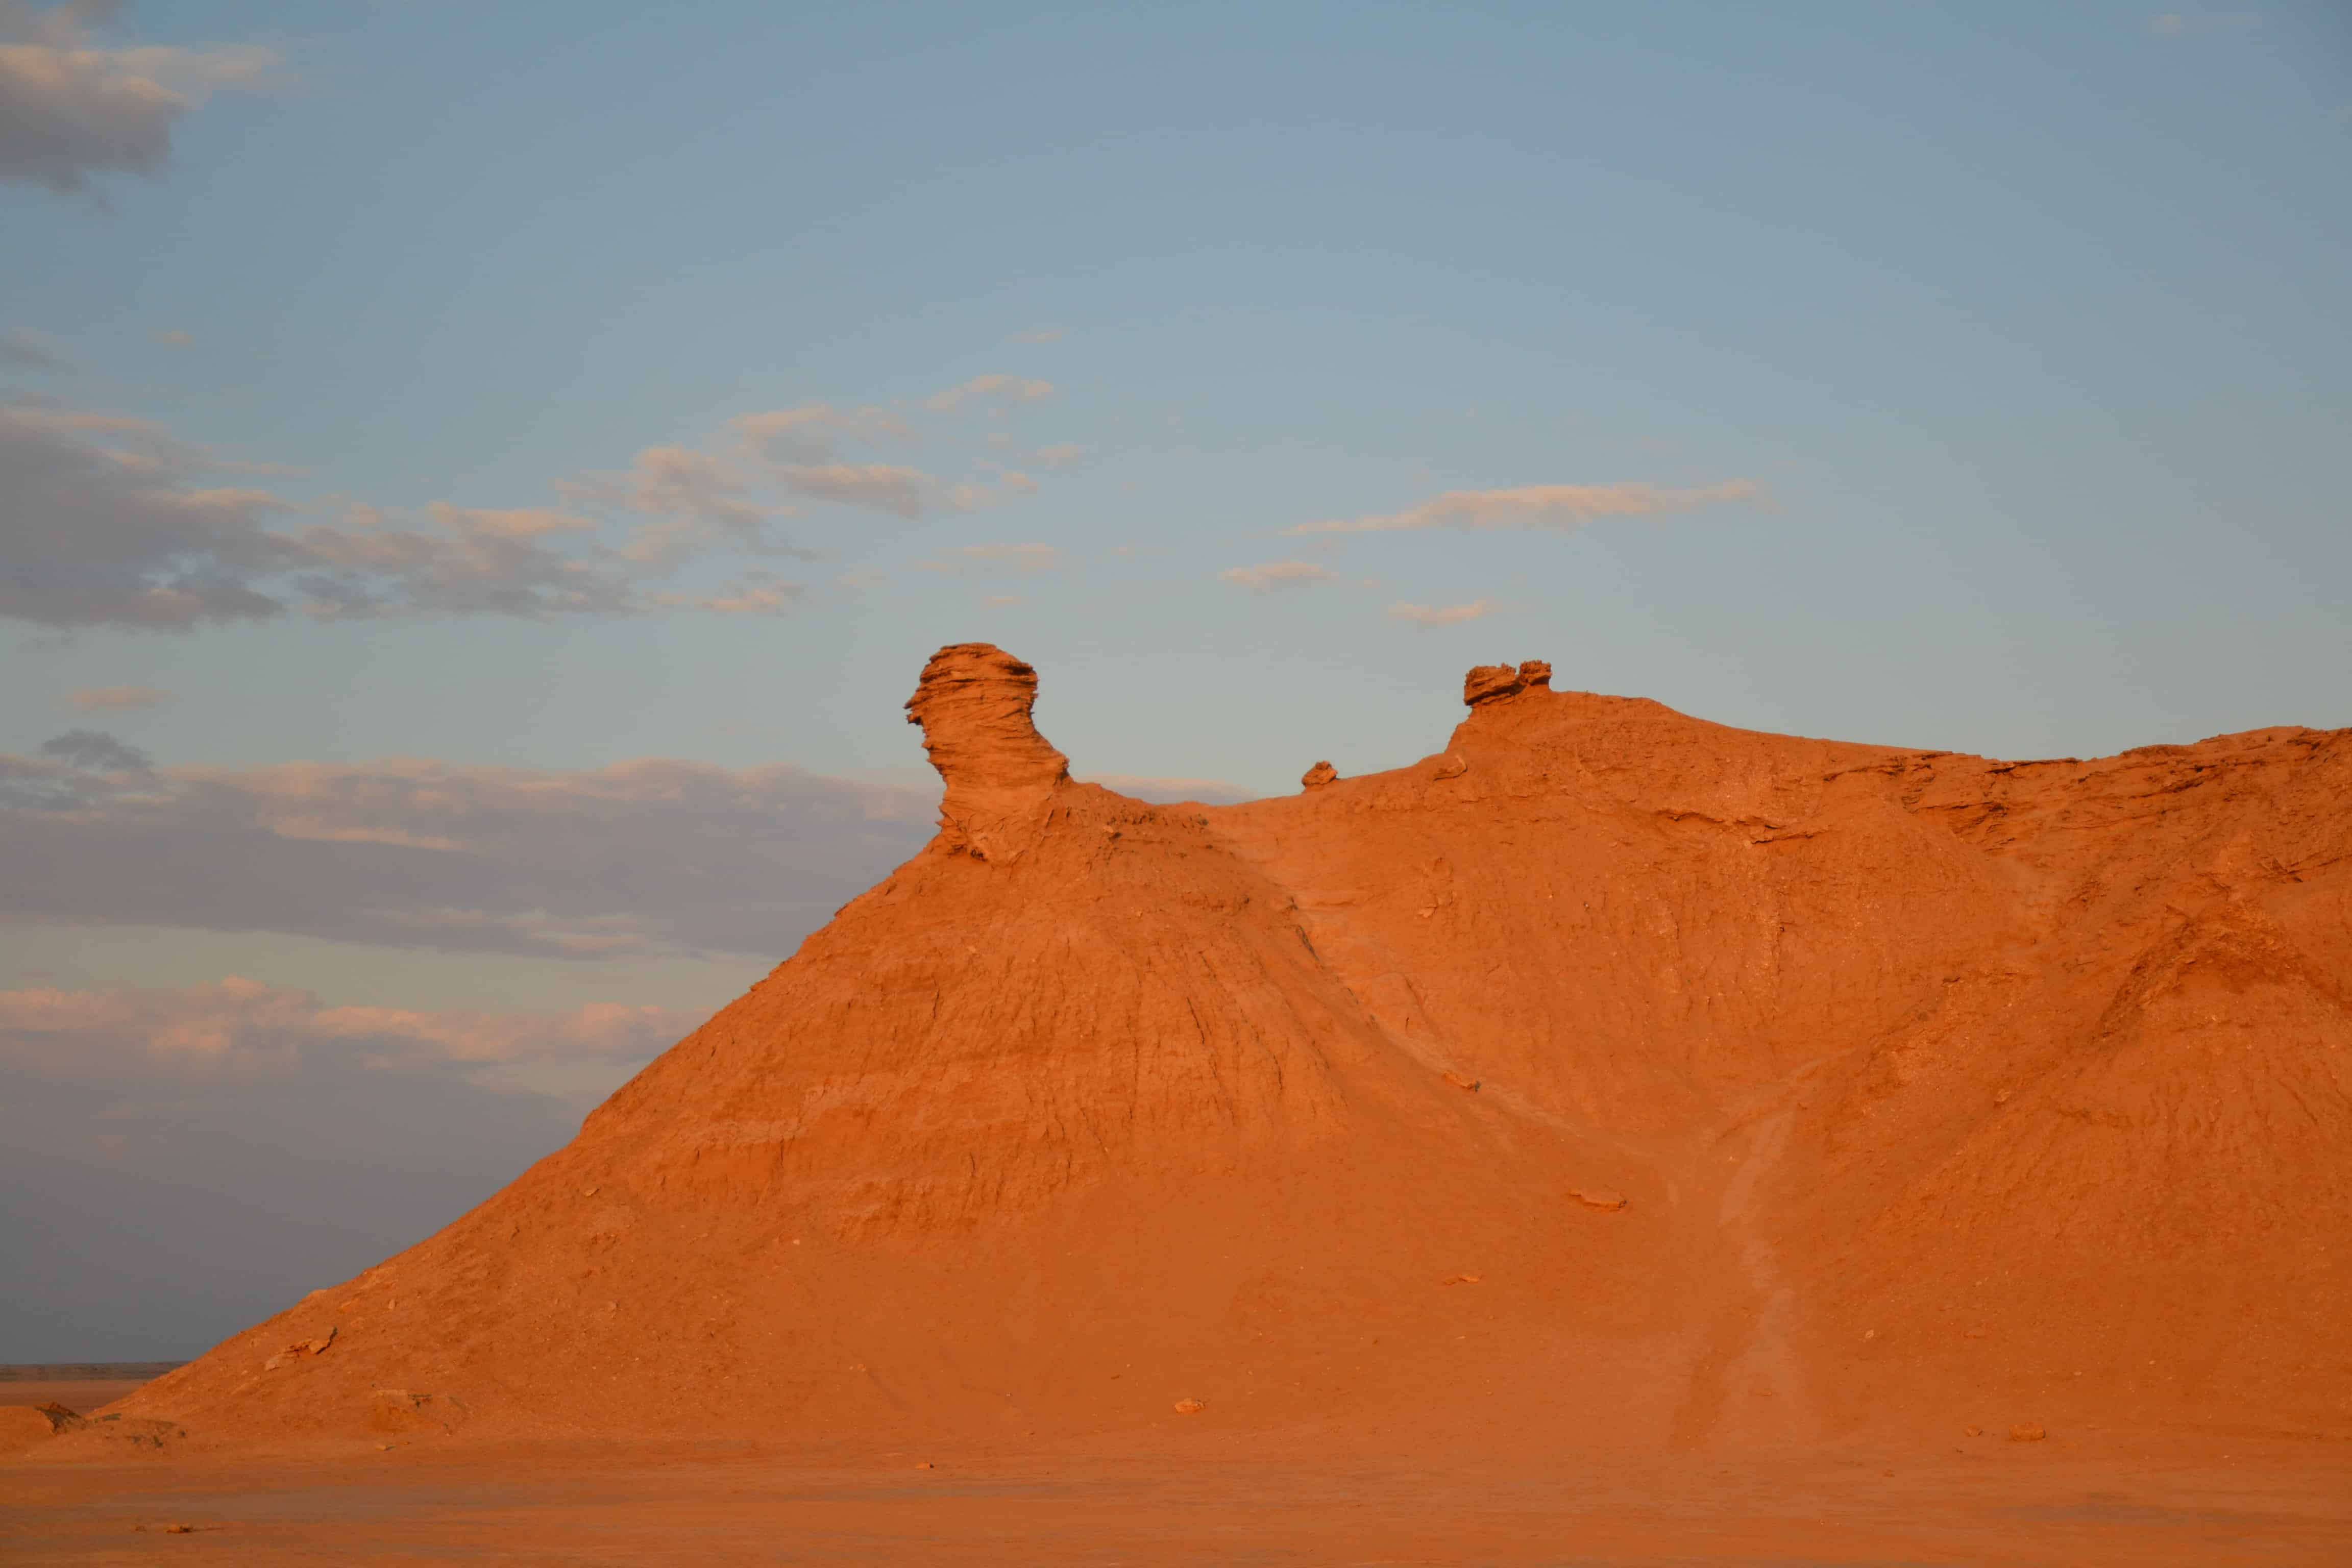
xmin=90 ymin=645 xmax=2352 ymax=1454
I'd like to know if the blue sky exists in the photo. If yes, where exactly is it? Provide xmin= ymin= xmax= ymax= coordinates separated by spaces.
xmin=2 ymin=0 xmax=2346 ymax=1357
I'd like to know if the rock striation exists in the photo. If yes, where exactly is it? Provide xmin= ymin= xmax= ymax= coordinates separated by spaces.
xmin=100 ymin=644 xmax=2352 ymax=1459
xmin=1462 ymin=659 xmax=1552 ymax=706
xmin=903 ymin=642 xmax=1070 ymax=861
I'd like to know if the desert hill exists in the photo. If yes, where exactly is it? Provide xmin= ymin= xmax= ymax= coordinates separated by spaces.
xmin=94 ymin=644 xmax=2352 ymax=1454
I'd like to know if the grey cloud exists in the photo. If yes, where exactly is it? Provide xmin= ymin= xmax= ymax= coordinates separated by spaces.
xmin=2 ymin=378 xmax=1066 ymax=631
xmin=0 ymin=403 xmax=640 ymax=629
xmin=38 ymin=726 xmax=151 ymax=772
xmin=0 ymin=746 xmax=936 ymax=961
xmin=0 ymin=1 xmax=283 ymax=194
xmin=2 ymin=329 xmax=63 ymax=369
xmin=0 ymin=977 xmax=682 ymax=1359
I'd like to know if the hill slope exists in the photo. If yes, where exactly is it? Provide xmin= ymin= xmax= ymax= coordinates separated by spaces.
xmin=103 ymin=646 xmax=2352 ymax=1452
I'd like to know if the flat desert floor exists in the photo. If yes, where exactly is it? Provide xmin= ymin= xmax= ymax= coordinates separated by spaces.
xmin=7 ymin=1382 xmax=2350 ymax=1566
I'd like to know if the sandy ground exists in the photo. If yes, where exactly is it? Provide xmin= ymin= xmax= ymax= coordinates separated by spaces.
xmin=6 ymin=1389 xmax=2348 ymax=1566
xmin=3 ymin=1382 xmax=149 ymax=1413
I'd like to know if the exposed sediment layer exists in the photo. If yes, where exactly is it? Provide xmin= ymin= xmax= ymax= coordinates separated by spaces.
xmin=79 ymin=645 xmax=2352 ymax=1458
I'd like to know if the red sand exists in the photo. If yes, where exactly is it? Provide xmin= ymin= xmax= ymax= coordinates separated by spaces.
xmin=14 ymin=644 xmax=2350 ymax=1555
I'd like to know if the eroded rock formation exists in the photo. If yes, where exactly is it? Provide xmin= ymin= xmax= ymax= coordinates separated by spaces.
xmin=1463 ymin=659 xmax=1552 ymax=706
xmin=102 ymin=643 xmax=2352 ymax=1459
xmin=903 ymin=642 xmax=1071 ymax=861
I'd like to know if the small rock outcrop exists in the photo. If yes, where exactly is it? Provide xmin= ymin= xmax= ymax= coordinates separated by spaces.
xmin=904 ymin=643 xmax=1071 ymax=861
xmin=1301 ymin=761 xmax=1338 ymax=790
xmin=1462 ymin=659 xmax=1553 ymax=707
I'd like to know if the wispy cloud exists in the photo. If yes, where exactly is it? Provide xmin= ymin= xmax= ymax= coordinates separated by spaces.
xmin=1032 ymin=444 xmax=1084 ymax=469
xmin=0 ymin=400 xmax=654 ymax=628
xmin=917 ymin=542 xmax=1069 ymax=576
xmin=2 ymin=365 xmax=1072 ymax=630
xmin=579 ymin=387 xmax=1050 ymax=531
xmin=2146 ymin=12 xmax=2259 ymax=36
xmin=727 ymin=402 xmax=916 ymax=463
xmin=0 ymin=977 xmax=696 ymax=1071
xmin=1220 ymin=559 xmax=1338 ymax=596
xmin=658 ymin=570 xmax=808 ymax=616
xmin=68 ymin=683 xmax=169 ymax=710
xmin=780 ymin=461 xmax=933 ymax=520
xmin=0 ymin=737 xmax=935 ymax=960
xmin=1009 ymin=328 xmax=1063 ymax=345
xmin=0 ymin=0 xmax=287 ymax=194
xmin=922 ymin=373 xmax=1056 ymax=417
xmin=1 ymin=329 xmax=63 ymax=370
xmin=152 ymin=328 xmax=192 ymax=347
xmin=1296 ymin=480 xmax=1765 ymax=536
xmin=1389 ymin=598 xmax=1504 ymax=628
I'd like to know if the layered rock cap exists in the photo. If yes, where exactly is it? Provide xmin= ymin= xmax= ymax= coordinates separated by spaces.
xmin=1463 ymin=659 xmax=1553 ymax=706
xmin=904 ymin=642 xmax=1070 ymax=861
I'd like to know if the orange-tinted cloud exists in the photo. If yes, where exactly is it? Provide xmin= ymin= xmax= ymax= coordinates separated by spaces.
xmin=68 ymin=683 xmax=169 ymax=710
xmin=921 ymin=373 xmax=1056 ymax=416
xmin=0 ymin=976 xmax=695 ymax=1069
xmin=728 ymin=402 xmax=916 ymax=462
xmin=0 ymin=2 xmax=285 ymax=193
xmin=1220 ymin=560 xmax=1337 ymax=595
xmin=1388 ymin=598 xmax=1503 ymax=628
xmin=1293 ymin=480 xmax=1765 ymax=536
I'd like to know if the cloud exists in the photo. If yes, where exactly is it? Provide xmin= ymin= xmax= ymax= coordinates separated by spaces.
xmin=1221 ymin=559 xmax=1338 ymax=596
xmin=921 ymin=373 xmax=1056 ymax=417
xmin=1009 ymin=328 xmax=1063 ymax=344
xmin=1293 ymin=480 xmax=1766 ymax=536
xmin=780 ymin=461 xmax=932 ymax=520
xmin=1032 ymin=444 xmax=1084 ymax=469
xmin=727 ymin=402 xmax=915 ymax=463
xmin=609 ymin=446 xmax=769 ymax=531
xmin=68 ymin=683 xmax=169 ymax=709
xmin=2 ymin=374 xmax=1068 ymax=630
xmin=1078 ymin=773 xmax=1256 ymax=805
xmin=0 ymin=0 xmax=285 ymax=194
xmin=663 ymin=570 xmax=808 ymax=616
xmin=151 ymin=327 xmax=192 ymax=347
xmin=1388 ymin=598 xmax=1504 ymax=628
xmin=37 ymin=726 xmax=150 ymax=772
xmin=607 ymin=404 xmax=976 ymax=523
xmin=0 ymin=975 xmax=694 ymax=1360
xmin=916 ymin=542 xmax=1068 ymax=576
xmin=1 ymin=329 xmax=63 ymax=369
xmin=0 ymin=400 xmax=644 ymax=628
xmin=0 ymin=976 xmax=695 ymax=1071
xmin=2146 ymin=12 xmax=2259 ymax=36
xmin=0 ymin=742 xmax=936 ymax=961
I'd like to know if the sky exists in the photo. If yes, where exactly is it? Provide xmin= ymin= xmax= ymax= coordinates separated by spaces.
xmin=2 ymin=0 xmax=2346 ymax=1360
